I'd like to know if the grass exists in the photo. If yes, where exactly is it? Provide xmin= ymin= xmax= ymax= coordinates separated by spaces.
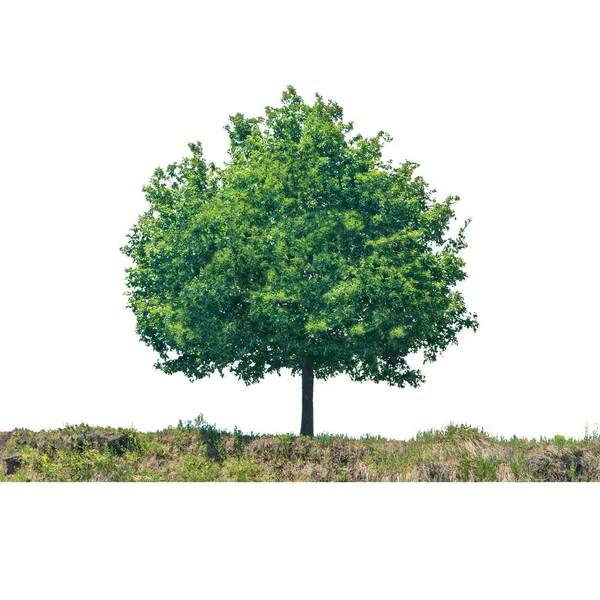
xmin=1 ymin=417 xmax=599 ymax=482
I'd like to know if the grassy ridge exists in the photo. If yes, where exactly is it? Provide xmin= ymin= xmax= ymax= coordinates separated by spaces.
xmin=1 ymin=416 xmax=599 ymax=482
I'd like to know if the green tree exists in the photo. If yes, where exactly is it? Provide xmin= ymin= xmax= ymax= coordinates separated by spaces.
xmin=121 ymin=86 xmax=478 ymax=436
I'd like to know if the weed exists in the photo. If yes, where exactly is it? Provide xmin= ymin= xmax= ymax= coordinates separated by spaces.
xmin=475 ymin=456 xmax=498 ymax=481
xmin=315 ymin=432 xmax=339 ymax=447
xmin=180 ymin=455 xmax=220 ymax=482
xmin=554 ymin=434 xmax=566 ymax=449
xmin=459 ymin=456 xmax=472 ymax=482
xmin=223 ymin=459 xmax=260 ymax=482
xmin=2 ymin=421 xmax=600 ymax=482
xmin=233 ymin=426 xmax=245 ymax=456
xmin=275 ymin=433 xmax=295 ymax=460
xmin=178 ymin=414 xmax=224 ymax=461
xmin=584 ymin=423 xmax=600 ymax=441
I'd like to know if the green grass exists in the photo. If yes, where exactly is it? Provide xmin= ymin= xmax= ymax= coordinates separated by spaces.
xmin=1 ymin=418 xmax=599 ymax=482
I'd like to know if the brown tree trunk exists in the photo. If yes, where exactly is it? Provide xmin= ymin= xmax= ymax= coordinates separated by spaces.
xmin=300 ymin=357 xmax=314 ymax=436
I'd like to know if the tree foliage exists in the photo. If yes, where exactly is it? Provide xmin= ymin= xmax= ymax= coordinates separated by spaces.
xmin=122 ymin=86 xmax=478 ymax=389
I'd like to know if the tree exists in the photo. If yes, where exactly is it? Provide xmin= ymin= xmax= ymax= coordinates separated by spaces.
xmin=121 ymin=86 xmax=478 ymax=436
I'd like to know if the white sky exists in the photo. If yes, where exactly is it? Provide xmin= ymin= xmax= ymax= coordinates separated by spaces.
xmin=1 ymin=1 xmax=599 ymax=441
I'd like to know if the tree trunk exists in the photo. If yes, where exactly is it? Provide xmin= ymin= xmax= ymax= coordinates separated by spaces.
xmin=300 ymin=357 xmax=314 ymax=437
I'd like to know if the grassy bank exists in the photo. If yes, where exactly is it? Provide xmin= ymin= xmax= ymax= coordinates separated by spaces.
xmin=1 ymin=416 xmax=599 ymax=482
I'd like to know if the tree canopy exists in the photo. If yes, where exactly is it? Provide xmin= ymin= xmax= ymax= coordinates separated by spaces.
xmin=122 ymin=86 xmax=478 ymax=432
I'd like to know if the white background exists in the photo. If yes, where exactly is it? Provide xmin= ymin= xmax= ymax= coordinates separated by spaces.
xmin=1 ymin=2 xmax=600 ymax=597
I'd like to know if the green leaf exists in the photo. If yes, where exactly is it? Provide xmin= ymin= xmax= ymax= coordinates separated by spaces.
xmin=121 ymin=85 xmax=478 ymax=387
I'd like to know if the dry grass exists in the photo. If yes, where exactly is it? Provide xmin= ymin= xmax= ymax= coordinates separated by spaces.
xmin=1 ymin=420 xmax=599 ymax=482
